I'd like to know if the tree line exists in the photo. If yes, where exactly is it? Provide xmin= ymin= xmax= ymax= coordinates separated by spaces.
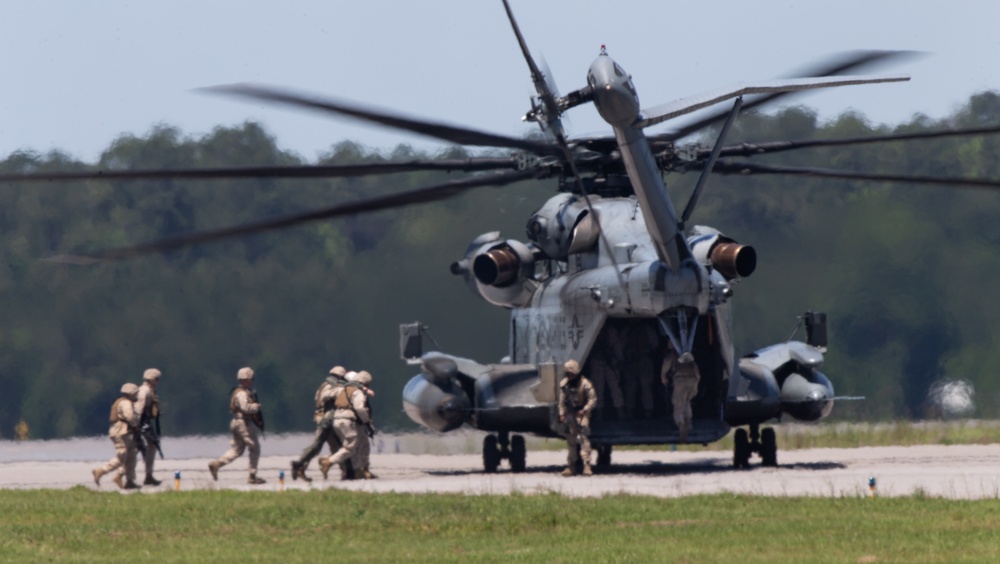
xmin=1 ymin=91 xmax=998 ymax=439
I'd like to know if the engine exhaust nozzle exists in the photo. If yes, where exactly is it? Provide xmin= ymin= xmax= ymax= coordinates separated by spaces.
xmin=710 ymin=242 xmax=756 ymax=280
xmin=473 ymin=248 xmax=520 ymax=287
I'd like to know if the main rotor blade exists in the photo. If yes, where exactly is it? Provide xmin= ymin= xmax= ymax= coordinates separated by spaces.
xmin=500 ymin=0 xmax=624 ymax=287
xmin=0 ymin=158 xmax=521 ymax=183
xmin=46 ymin=169 xmax=539 ymax=264
xmin=653 ymin=50 xmax=919 ymax=141
xmin=501 ymin=0 xmax=564 ymax=138
xmin=711 ymin=125 xmax=1000 ymax=159
xmin=637 ymin=75 xmax=909 ymax=130
xmin=711 ymin=160 xmax=1000 ymax=188
xmin=202 ymin=83 xmax=558 ymax=155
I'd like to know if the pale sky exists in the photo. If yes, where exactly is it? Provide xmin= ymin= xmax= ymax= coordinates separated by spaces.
xmin=2 ymin=1 xmax=998 ymax=163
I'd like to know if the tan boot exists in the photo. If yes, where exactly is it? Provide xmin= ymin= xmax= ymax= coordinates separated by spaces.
xmin=208 ymin=461 xmax=220 ymax=481
xmin=582 ymin=464 xmax=593 ymax=476
xmin=319 ymin=459 xmax=332 ymax=480
xmin=112 ymin=474 xmax=125 ymax=490
xmin=92 ymin=468 xmax=104 ymax=486
xmin=561 ymin=466 xmax=575 ymax=477
xmin=247 ymin=474 xmax=266 ymax=485
xmin=360 ymin=468 xmax=375 ymax=480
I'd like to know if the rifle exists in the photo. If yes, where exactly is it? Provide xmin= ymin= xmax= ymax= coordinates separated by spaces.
xmin=132 ymin=427 xmax=147 ymax=458
xmin=140 ymin=417 xmax=164 ymax=459
xmin=364 ymin=394 xmax=376 ymax=438
xmin=249 ymin=388 xmax=266 ymax=436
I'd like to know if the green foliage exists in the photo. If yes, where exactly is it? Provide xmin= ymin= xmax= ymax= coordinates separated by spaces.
xmin=1 ymin=92 xmax=1000 ymax=438
xmin=1 ymin=489 xmax=1000 ymax=561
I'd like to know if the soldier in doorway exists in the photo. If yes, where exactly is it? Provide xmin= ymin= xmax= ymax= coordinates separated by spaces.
xmin=291 ymin=366 xmax=349 ymax=482
xmin=558 ymin=359 xmax=597 ymax=476
xmin=92 ymin=383 xmax=142 ymax=490
xmin=208 ymin=367 xmax=266 ymax=485
xmin=587 ymin=327 xmax=626 ymax=421
xmin=623 ymin=323 xmax=659 ymax=419
xmin=661 ymin=341 xmax=701 ymax=441
xmin=135 ymin=368 xmax=163 ymax=486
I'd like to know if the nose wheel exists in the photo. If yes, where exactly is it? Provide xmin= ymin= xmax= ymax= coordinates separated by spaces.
xmin=483 ymin=432 xmax=527 ymax=473
xmin=733 ymin=424 xmax=778 ymax=468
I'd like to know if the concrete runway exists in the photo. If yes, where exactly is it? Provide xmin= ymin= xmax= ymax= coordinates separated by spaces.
xmin=2 ymin=432 xmax=999 ymax=498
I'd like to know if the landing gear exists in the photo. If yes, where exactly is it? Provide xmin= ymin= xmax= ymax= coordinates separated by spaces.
xmin=483 ymin=435 xmax=501 ymax=473
xmin=482 ymin=431 xmax=528 ymax=473
xmin=760 ymin=428 xmax=778 ymax=467
xmin=732 ymin=424 xmax=778 ymax=468
xmin=596 ymin=445 xmax=612 ymax=467
xmin=510 ymin=435 xmax=527 ymax=473
xmin=733 ymin=428 xmax=751 ymax=469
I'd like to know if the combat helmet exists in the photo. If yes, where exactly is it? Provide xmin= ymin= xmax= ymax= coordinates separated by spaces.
xmin=352 ymin=370 xmax=373 ymax=387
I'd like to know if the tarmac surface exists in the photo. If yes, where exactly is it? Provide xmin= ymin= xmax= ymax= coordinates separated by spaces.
xmin=2 ymin=432 xmax=999 ymax=498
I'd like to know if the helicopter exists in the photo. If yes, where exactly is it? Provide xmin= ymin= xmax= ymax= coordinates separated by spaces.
xmin=6 ymin=1 xmax=1000 ymax=471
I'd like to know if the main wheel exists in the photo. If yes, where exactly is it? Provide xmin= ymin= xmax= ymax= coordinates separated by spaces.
xmin=509 ymin=435 xmax=527 ymax=473
xmin=596 ymin=445 xmax=612 ymax=467
xmin=760 ymin=427 xmax=778 ymax=467
xmin=733 ymin=428 xmax=751 ymax=469
xmin=483 ymin=435 xmax=501 ymax=473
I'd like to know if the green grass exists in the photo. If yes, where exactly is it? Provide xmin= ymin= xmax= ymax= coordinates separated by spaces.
xmin=2 ymin=488 xmax=999 ymax=561
xmin=604 ymin=419 xmax=1000 ymax=454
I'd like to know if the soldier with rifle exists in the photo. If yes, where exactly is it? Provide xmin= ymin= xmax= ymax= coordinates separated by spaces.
xmin=92 ymin=383 xmax=142 ymax=490
xmin=558 ymin=359 xmax=597 ymax=477
xmin=290 ymin=365 xmax=351 ymax=482
xmin=135 ymin=368 xmax=164 ymax=486
xmin=208 ymin=367 xmax=266 ymax=485
xmin=349 ymin=370 xmax=377 ymax=480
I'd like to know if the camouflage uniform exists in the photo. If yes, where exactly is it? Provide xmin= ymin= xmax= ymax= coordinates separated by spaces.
xmin=92 ymin=383 xmax=141 ymax=489
xmin=319 ymin=373 xmax=371 ymax=480
xmin=661 ymin=348 xmax=701 ymax=441
xmin=135 ymin=368 xmax=162 ymax=486
xmin=348 ymin=371 xmax=376 ymax=479
xmin=209 ymin=367 xmax=266 ymax=484
xmin=291 ymin=366 xmax=347 ymax=482
xmin=558 ymin=360 xmax=597 ymax=476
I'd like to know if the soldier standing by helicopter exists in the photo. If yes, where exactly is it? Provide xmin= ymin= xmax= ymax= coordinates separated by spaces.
xmin=290 ymin=365 xmax=349 ymax=482
xmin=92 ymin=383 xmax=142 ymax=490
xmin=208 ymin=367 xmax=266 ymax=485
xmin=661 ymin=341 xmax=701 ymax=442
xmin=558 ymin=359 xmax=597 ymax=476
xmin=135 ymin=368 xmax=163 ymax=486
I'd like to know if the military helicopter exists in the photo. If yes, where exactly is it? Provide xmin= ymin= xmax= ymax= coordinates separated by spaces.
xmin=7 ymin=1 xmax=1000 ymax=471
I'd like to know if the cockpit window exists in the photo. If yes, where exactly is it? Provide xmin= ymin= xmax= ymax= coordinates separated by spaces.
xmin=613 ymin=63 xmax=624 ymax=77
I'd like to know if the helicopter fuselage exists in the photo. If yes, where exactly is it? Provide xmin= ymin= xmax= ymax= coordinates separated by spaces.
xmin=401 ymin=49 xmax=835 ymax=451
